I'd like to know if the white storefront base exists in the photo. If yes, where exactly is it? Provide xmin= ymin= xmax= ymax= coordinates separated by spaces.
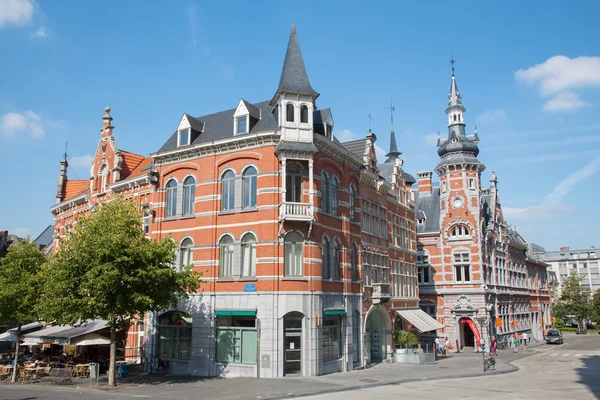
xmin=145 ymin=291 xmax=362 ymax=378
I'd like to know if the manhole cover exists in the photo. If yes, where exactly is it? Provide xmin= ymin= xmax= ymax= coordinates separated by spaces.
xmin=360 ymin=379 xmax=379 ymax=383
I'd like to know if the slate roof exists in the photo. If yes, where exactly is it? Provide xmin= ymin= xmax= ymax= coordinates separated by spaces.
xmin=64 ymin=180 xmax=89 ymax=199
xmin=182 ymin=113 xmax=205 ymax=132
xmin=33 ymin=225 xmax=54 ymax=250
xmin=241 ymin=100 xmax=260 ymax=120
xmin=415 ymin=190 xmax=441 ymax=233
xmin=272 ymin=22 xmax=319 ymax=103
xmin=157 ymin=100 xmax=278 ymax=153
xmin=342 ymin=139 xmax=367 ymax=160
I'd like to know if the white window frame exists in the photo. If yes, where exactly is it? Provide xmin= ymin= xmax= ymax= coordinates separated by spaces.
xmin=454 ymin=252 xmax=471 ymax=282
xmin=178 ymin=128 xmax=191 ymax=147
xmin=183 ymin=176 xmax=196 ymax=216
xmin=165 ymin=178 xmax=178 ymax=218
xmin=284 ymin=232 xmax=303 ymax=276
xmin=219 ymin=235 xmax=235 ymax=277
xmin=179 ymin=237 xmax=193 ymax=272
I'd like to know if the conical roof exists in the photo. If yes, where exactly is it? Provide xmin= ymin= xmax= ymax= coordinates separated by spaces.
xmin=385 ymin=127 xmax=401 ymax=162
xmin=272 ymin=22 xmax=319 ymax=103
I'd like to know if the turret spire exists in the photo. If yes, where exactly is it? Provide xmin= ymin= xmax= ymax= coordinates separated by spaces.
xmin=271 ymin=22 xmax=319 ymax=105
xmin=385 ymin=98 xmax=401 ymax=162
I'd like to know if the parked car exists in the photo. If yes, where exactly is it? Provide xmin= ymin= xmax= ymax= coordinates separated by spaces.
xmin=545 ymin=329 xmax=564 ymax=345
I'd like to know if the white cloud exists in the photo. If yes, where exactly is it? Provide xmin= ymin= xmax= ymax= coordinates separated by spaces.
xmin=337 ymin=129 xmax=359 ymax=142
xmin=424 ymin=133 xmax=439 ymax=146
xmin=0 ymin=0 xmax=34 ymax=27
xmin=70 ymin=155 xmax=94 ymax=168
xmin=543 ymin=92 xmax=589 ymax=112
xmin=30 ymin=26 xmax=45 ymax=39
xmin=476 ymin=109 xmax=506 ymax=123
xmin=0 ymin=110 xmax=64 ymax=138
xmin=515 ymin=56 xmax=600 ymax=95
xmin=515 ymin=56 xmax=600 ymax=112
xmin=504 ymin=155 xmax=600 ymax=220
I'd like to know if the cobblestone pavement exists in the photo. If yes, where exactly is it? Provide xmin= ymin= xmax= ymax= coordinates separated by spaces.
xmin=0 ymin=339 xmax=547 ymax=400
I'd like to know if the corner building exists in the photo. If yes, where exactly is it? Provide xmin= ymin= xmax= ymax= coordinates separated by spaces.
xmin=50 ymin=25 xmax=421 ymax=377
xmin=416 ymin=68 xmax=552 ymax=350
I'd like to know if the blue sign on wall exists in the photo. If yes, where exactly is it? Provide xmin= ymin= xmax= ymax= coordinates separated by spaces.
xmin=244 ymin=283 xmax=257 ymax=292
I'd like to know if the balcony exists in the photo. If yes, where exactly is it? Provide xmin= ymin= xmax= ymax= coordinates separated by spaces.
xmin=279 ymin=201 xmax=313 ymax=222
xmin=372 ymin=283 xmax=391 ymax=303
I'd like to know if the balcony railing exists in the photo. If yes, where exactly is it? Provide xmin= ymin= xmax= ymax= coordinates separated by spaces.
xmin=372 ymin=283 xmax=391 ymax=303
xmin=279 ymin=201 xmax=313 ymax=221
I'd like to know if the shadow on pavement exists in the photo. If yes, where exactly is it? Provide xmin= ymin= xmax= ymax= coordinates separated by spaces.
xmin=576 ymin=355 xmax=600 ymax=400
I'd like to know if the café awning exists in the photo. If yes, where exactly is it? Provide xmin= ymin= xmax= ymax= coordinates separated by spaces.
xmin=23 ymin=320 xmax=108 ymax=346
xmin=396 ymin=309 xmax=444 ymax=333
xmin=0 ymin=322 xmax=45 ymax=342
xmin=71 ymin=333 xmax=110 ymax=346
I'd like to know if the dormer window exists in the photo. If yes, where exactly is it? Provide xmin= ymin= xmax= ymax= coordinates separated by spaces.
xmin=326 ymin=125 xmax=333 ymax=139
xmin=236 ymin=117 xmax=248 ymax=134
xmin=286 ymin=103 xmax=294 ymax=122
xmin=417 ymin=218 xmax=425 ymax=225
xmin=178 ymin=128 xmax=190 ymax=147
xmin=300 ymin=105 xmax=308 ymax=123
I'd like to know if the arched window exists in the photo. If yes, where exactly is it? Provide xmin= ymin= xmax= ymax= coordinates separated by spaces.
xmin=219 ymin=235 xmax=234 ymax=277
xmin=453 ymin=114 xmax=457 ymax=122
xmin=286 ymin=164 xmax=303 ymax=203
xmin=333 ymin=240 xmax=341 ymax=280
xmin=179 ymin=238 xmax=193 ymax=272
xmin=330 ymin=177 xmax=339 ymax=216
xmin=166 ymin=179 xmax=177 ymax=218
xmin=100 ymin=165 xmax=108 ymax=193
xmin=349 ymin=184 xmax=357 ymax=222
xmin=321 ymin=171 xmax=329 ymax=213
xmin=284 ymin=232 xmax=303 ymax=276
xmin=157 ymin=311 xmax=192 ymax=360
xmin=351 ymin=244 xmax=358 ymax=281
xmin=450 ymin=225 xmax=470 ymax=237
xmin=183 ymin=176 xmax=196 ymax=215
xmin=241 ymin=233 xmax=256 ymax=277
xmin=300 ymin=105 xmax=308 ymax=123
xmin=243 ymin=167 xmax=257 ymax=208
xmin=322 ymin=237 xmax=331 ymax=279
xmin=286 ymin=103 xmax=295 ymax=122
xmin=221 ymin=170 xmax=235 ymax=211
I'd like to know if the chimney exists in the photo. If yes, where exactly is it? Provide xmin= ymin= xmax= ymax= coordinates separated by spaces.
xmin=101 ymin=105 xmax=114 ymax=138
xmin=560 ymin=247 xmax=570 ymax=251
xmin=56 ymin=158 xmax=68 ymax=204
xmin=417 ymin=171 xmax=433 ymax=193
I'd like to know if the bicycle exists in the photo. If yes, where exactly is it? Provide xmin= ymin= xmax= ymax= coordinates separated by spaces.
xmin=144 ymin=356 xmax=169 ymax=376
xmin=484 ymin=353 xmax=496 ymax=371
xmin=497 ymin=338 xmax=508 ymax=350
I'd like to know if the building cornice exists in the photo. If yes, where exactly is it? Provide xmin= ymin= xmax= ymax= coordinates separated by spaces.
xmin=314 ymin=134 xmax=363 ymax=172
xmin=110 ymin=173 xmax=150 ymax=192
xmin=50 ymin=193 xmax=89 ymax=215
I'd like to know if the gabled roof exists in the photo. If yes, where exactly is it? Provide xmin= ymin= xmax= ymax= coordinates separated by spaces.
xmin=126 ymin=156 xmax=152 ymax=178
xmin=342 ymin=139 xmax=368 ymax=159
xmin=157 ymin=100 xmax=278 ymax=153
xmin=182 ymin=113 xmax=205 ymax=132
xmin=120 ymin=150 xmax=146 ymax=179
xmin=33 ymin=225 xmax=54 ymax=249
xmin=272 ymin=22 xmax=319 ymax=103
xmin=241 ymin=100 xmax=260 ymax=120
xmin=64 ymin=180 xmax=89 ymax=200
xmin=415 ymin=190 xmax=441 ymax=233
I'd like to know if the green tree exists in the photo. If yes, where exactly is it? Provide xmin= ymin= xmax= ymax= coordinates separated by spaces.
xmin=40 ymin=197 xmax=201 ymax=387
xmin=0 ymin=239 xmax=46 ymax=382
xmin=558 ymin=274 xmax=591 ymax=329
xmin=591 ymin=289 xmax=600 ymax=325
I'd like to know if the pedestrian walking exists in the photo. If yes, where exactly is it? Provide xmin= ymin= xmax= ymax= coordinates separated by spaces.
xmin=435 ymin=337 xmax=444 ymax=356
xmin=513 ymin=334 xmax=519 ymax=353
xmin=444 ymin=337 xmax=450 ymax=357
xmin=523 ymin=332 xmax=529 ymax=346
xmin=490 ymin=337 xmax=497 ymax=356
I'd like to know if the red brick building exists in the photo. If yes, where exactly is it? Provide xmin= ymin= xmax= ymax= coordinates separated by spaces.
xmin=49 ymin=24 xmax=431 ymax=377
xmin=415 ymin=66 xmax=552 ymax=351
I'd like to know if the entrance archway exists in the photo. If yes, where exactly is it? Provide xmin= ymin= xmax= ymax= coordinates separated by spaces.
xmin=365 ymin=307 xmax=387 ymax=364
xmin=459 ymin=317 xmax=480 ymax=349
xmin=283 ymin=312 xmax=303 ymax=375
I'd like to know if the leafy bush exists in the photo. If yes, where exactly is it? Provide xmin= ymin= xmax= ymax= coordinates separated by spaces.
xmin=393 ymin=330 xmax=418 ymax=347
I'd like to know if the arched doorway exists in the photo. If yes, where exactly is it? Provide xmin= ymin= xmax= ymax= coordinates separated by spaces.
xmin=459 ymin=317 xmax=480 ymax=349
xmin=366 ymin=307 xmax=386 ymax=364
xmin=283 ymin=312 xmax=303 ymax=375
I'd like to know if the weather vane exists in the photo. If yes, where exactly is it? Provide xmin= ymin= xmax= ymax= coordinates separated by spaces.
xmin=368 ymin=114 xmax=373 ymax=132
xmin=451 ymin=54 xmax=456 ymax=76
xmin=383 ymin=98 xmax=395 ymax=127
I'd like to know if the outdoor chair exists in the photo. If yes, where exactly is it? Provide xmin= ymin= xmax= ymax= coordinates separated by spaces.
xmin=0 ymin=366 xmax=11 ymax=379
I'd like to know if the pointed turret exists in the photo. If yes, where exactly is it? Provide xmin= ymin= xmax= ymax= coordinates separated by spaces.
xmin=271 ymin=21 xmax=319 ymax=105
xmin=56 ymin=155 xmax=68 ymax=204
xmin=385 ymin=127 xmax=401 ymax=163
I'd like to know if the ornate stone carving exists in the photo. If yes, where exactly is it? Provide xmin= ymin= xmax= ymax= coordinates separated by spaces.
xmin=451 ymin=294 xmax=478 ymax=312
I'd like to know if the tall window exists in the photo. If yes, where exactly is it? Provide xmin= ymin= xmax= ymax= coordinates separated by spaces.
xmin=100 ymin=166 xmax=108 ymax=193
xmin=286 ymin=164 xmax=302 ymax=203
xmin=330 ymin=177 xmax=339 ymax=215
xmin=286 ymin=103 xmax=294 ymax=122
xmin=323 ymin=316 xmax=342 ymax=362
xmin=322 ymin=237 xmax=331 ymax=279
xmin=221 ymin=170 xmax=235 ymax=211
xmin=142 ymin=206 xmax=151 ymax=234
xmin=183 ymin=176 xmax=196 ymax=215
xmin=219 ymin=235 xmax=234 ymax=277
xmin=237 ymin=117 xmax=247 ymax=134
xmin=157 ymin=311 xmax=192 ymax=360
xmin=243 ymin=167 xmax=257 ymax=208
xmin=349 ymin=184 xmax=357 ymax=222
xmin=178 ymin=129 xmax=190 ymax=146
xmin=284 ymin=232 xmax=303 ymax=276
xmin=179 ymin=238 xmax=193 ymax=272
xmin=217 ymin=316 xmax=257 ymax=364
xmin=166 ymin=179 xmax=177 ymax=218
xmin=351 ymin=244 xmax=358 ymax=281
xmin=352 ymin=311 xmax=360 ymax=363
xmin=417 ymin=253 xmax=430 ymax=283
xmin=454 ymin=253 xmax=471 ymax=282
xmin=300 ymin=105 xmax=308 ymax=123
xmin=321 ymin=171 xmax=329 ymax=213
xmin=332 ymin=240 xmax=341 ymax=280
xmin=241 ymin=233 xmax=256 ymax=277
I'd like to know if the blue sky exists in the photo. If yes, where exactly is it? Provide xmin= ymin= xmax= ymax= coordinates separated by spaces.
xmin=1 ymin=0 xmax=599 ymax=251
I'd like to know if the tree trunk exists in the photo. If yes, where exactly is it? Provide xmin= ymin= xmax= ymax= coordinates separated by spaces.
xmin=11 ymin=323 xmax=21 ymax=383
xmin=108 ymin=323 xmax=117 ymax=387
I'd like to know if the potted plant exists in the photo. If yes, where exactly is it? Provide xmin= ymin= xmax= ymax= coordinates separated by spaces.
xmin=393 ymin=330 xmax=418 ymax=353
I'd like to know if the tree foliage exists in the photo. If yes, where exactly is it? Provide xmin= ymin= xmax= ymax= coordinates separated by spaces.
xmin=591 ymin=289 xmax=600 ymax=324
xmin=40 ymin=197 xmax=201 ymax=386
xmin=557 ymin=274 xmax=591 ymax=328
xmin=0 ymin=239 xmax=47 ymax=382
